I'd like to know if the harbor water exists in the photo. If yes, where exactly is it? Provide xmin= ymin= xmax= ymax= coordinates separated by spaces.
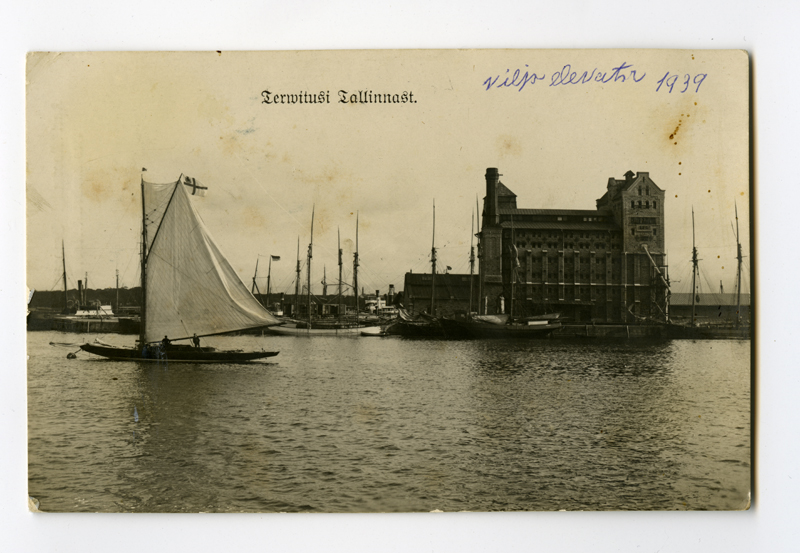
xmin=27 ymin=331 xmax=751 ymax=512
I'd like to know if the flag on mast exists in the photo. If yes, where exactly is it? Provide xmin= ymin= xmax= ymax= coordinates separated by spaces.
xmin=182 ymin=175 xmax=208 ymax=196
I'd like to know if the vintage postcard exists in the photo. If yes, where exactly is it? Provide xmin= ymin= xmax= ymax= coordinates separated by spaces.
xmin=26 ymin=50 xmax=751 ymax=512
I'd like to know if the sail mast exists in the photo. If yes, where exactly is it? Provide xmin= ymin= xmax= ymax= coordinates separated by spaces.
xmin=61 ymin=240 xmax=68 ymax=313
xmin=510 ymin=214 xmax=515 ymax=318
xmin=430 ymin=200 xmax=436 ymax=316
xmin=251 ymin=257 xmax=260 ymax=296
xmin=295 ymin=237 xmax=301 ymax=317
xmin=338 ymin=227 xmax=343 ymax=322
xmin=469 ymin=211 xmax=475 ymax=316
xmin=354 ymin=212 xmax=359 ymax=325
xmin=307 ymin=206 xmax=314 ymax=324
xmin=735 ymin=201 xmax=743 ymax=326
xmin=139 ymin=175 xmax=148 ymax=345
xmin=266 ymin=256 xmax=272 ymax=311
xmin=477 ymin=195 xmax=483 ymax=316
xmin=691 ymin=207 xmax=698 ymax=328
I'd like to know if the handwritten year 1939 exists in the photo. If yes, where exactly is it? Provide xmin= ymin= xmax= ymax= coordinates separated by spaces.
xmin=656 ymin=72 xmax=707 ymax=93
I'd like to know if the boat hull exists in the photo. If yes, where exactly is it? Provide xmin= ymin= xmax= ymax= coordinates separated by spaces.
xmin=267 ymin=324 xmax=381 ymax=336
xmin=80 ymin=343 xmax=278 ymax=363
xmin=440 ymin=318 xmax=561 ymax=339
xmin=386 ymin=319 xmax=446 ymax=338
xmin=360 ymin=327 xmax=388 ymax=337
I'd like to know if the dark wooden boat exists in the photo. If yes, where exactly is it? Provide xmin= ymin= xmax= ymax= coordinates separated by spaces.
xmin=80 ymin=343 xmax=278 ymax=362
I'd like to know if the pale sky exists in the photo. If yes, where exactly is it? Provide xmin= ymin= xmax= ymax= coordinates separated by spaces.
xmin=26 ymin=50 xmax=750 ymax=298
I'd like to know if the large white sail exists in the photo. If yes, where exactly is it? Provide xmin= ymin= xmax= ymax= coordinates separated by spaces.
xmin=143 ymin=178 xmax=278 ymax=342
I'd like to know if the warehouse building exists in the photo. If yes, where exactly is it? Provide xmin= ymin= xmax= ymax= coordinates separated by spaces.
xmin=476 ymin=167 xmax=669 ymax=324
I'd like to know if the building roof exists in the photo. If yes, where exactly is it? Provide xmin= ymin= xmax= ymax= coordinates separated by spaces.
xmin=496 ymin=181 xmax=516 ymax=196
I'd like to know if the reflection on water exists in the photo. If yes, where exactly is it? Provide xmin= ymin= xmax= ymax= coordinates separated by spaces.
xmin=28 ymin=332 xmax=750 ymax=512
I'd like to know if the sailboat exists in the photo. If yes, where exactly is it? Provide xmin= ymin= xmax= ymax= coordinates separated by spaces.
xmin=268 ymin=210 xmax=380 ymax=336
xmin=662 ymin=205 xmax=750 ymax=340
xmin=80 ymin=173 xmax=280 ymax=362
xmin=389 ymin=200 xmax=449 ymax=337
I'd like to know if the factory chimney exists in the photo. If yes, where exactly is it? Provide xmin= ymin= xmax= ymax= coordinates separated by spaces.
xmin=485 ymin=168 xmax=501 ymax=225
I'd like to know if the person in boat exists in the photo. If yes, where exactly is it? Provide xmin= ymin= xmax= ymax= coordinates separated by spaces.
xmin=161 ymin=335 xmax=171 ymax=350
xmin=192 ymin=333 xmax=200 ymax=348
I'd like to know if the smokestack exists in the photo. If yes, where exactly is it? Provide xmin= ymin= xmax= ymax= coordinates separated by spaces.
xmin=77 ymin=280 xmax=83 ymax=307
xmin=485 ymin=168 xmax=500 ymax=225
xmin=389 ymin=284 xmax=395 ymax=304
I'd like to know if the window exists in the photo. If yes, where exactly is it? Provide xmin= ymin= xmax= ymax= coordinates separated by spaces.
xmin=653 ymin=201 xmax=657 ymax=209
xmin=631 ymin=229 xmax=635 ymax=235
xmin=638 ymin=200 xmax=642 ymax=208
xmin=638 ymin=187 xmax=642 ymax=196
xmin=631 ymin=200 xmax=635 ymax=209
xmin=653 ymin=229 xmax=657 ymax=236
xmin=646 ymin=187 xmax=650 ymax=196
xmin=645 ymin=200 xmax=649 ymax=208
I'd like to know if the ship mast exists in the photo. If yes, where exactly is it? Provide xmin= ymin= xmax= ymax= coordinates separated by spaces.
xmin=307 ymin=206 xmax=314 ymax=325
xmin=691 ymin=207 xmax=698 ymax=328
xmin=476 ymin=196 xmax=483 ymax=316
xmin=294 ymin=237 xmax=301 ymax=317
xmin=139 ymin=175 xmax=148 ymax=345
xmin=469 ymin=210 xmax=475 ymax=316
xmin=735 ymin=201 xmax=743 ymax=326
xmin=338 ymin=227 xmax=343 ymax=322
xmin=510 ymin=214 xmax=516 ymax=319
xmin=266 ymin=255 xmax=273 ymax=310
xmin=430 ymin=200 xmax=436 ymax=316
xmin=354 ymin=213 xmax=359 ymax=325
xmin=61 ymin=240 xmax=68 ymax=313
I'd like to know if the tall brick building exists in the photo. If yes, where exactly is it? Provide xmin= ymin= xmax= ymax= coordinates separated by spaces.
xmin=477 ymin=168 xmax=669 ymax=323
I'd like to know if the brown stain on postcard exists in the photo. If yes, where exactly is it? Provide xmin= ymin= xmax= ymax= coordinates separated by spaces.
xmin=496 ymin=135 xmax=522 ymax=158
xmin=242 ymin=205 xmax=266 ymax=230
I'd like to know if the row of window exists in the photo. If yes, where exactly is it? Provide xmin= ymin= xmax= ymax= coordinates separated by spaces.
xmin=521 ymin=287 xmax=625 ymax=297
xmin=554 ymin=216 xmax=606 ymax=222
xmin=515 ymin=232 xmax=614 ymax=241
xmin=631 ymin=200 xmax=658 ymax=209
xmin=517 ymin=242 xmax=621 ymax=250
xmin=630 ymin=217 xmax=658 ymax=225
xmin=525 ymin=257 xmax=622 ymax=265
xmin=515 ymin=242 xmax=615 ymax=250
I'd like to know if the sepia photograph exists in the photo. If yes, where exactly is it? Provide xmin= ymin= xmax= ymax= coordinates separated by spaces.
xmin=26 ymin=49 xmax=751 ymax=513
